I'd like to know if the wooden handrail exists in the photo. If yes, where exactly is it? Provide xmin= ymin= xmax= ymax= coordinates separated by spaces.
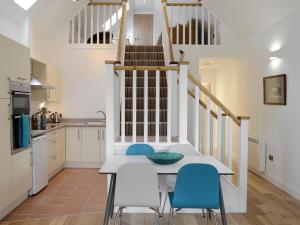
xmin=88 ymin=1 xmax=122 ymax=6
xmin=116 ymin=0 xmax=127 ymax=62
xmin=188 ymin=89 xmax=218 ymax=119
xmin=166 ymin=2 xmax=203 ymax=7
xmin=188 ymin=72 xmax=245 ymax=126
xmin=162 ymin=0 xmax=175 ymax=62
xmin=114 ymin=65 xmax=180 ymax=71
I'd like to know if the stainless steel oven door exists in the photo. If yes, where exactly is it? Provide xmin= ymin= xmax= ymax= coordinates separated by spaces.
xmin=11 ymin=92 xmax=30 ymax=116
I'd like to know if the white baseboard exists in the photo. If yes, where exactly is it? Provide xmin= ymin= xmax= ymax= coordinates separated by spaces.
xmin=64 ymin=161 xmax=102 ymax=168
xmin=263 ymin=174 xmax=300 ymax=201
xmin=0 ymin=192 xmax=28 ymax=220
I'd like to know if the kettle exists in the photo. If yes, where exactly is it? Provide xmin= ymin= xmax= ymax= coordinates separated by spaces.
xmin=50 ymin=112 xmax=61 ymax=123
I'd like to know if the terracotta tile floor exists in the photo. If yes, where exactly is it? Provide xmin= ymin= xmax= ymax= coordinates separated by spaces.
xmin=2 ymin=168 xmax=107 ymax=222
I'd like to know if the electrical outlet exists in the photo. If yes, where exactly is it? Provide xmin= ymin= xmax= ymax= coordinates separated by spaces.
xmin=269 ymin=154 xmax=274 ymax=161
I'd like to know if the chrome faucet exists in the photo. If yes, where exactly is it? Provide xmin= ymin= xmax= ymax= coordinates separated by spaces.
xmin=97 ymin=111 xmax=106 ymax=121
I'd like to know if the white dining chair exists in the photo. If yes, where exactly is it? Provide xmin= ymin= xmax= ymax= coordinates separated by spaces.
xmin=162 ymin=144 xmax=200 ymax=214
xmin=114 ymin=163 xmax=161 ymax=225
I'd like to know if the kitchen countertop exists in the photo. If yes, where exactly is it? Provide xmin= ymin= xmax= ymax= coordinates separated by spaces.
xmin=31 ymin=122 xmax=106 ymax=138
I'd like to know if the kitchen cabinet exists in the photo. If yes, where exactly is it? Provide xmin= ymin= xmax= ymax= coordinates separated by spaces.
xmin=0 ymin=100 xmax=11 ymax=212
xmin=46 ymin=64 xmax=61 ymax=102
xmin=66 ymin=127 xmax=82 ymax=162
xmin=100 ymin=127 xmax=106 ymax=164
xmin=66 ymin=127 xmax=106 ymax=167
xmin=11 ymin=149 xmax=32 ymax=200
xmin=82 ymin=127 xmax=101 ymax=162
xmin=0 ymin=34 xmax=30 ymax=98
xmin=31 ymin=60 xmax=61 ymax=102
xmin=47 ymin=128 xmax=66 ymax=178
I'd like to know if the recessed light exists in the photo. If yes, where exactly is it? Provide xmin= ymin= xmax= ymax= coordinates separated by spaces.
xmin=14 ymin=0 xmax=38 ymax=11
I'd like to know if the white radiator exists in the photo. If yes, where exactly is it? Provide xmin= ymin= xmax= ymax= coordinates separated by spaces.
xmin=248 ymin=136 xmax=266 ymax=173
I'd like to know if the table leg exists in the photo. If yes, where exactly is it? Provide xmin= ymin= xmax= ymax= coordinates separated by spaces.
xmin=103 ymin=174 xmax=116 ymax=225
xmin=219 ymin=183 xmax=227 ymax=225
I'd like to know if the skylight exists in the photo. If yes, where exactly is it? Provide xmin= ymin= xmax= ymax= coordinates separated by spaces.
xmin=14 ymin=0 xmax=38 ymax=11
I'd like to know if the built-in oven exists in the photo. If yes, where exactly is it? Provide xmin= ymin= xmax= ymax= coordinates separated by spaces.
xmin=10 ymin=80 xmax=31 ymax=155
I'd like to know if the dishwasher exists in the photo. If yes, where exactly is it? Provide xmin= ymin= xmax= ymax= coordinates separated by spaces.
xmin=31 ymin=135 xmax=48 ymax=195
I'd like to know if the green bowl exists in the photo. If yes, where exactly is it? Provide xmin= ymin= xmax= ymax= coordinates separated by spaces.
xmin=146 ymin=152 xmax=184 ymax=165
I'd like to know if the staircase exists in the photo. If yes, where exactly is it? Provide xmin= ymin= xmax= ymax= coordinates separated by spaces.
xmin=123 ymin=45 xmax=168 ymax=140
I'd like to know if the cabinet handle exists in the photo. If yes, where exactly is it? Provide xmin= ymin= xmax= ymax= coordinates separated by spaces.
xmin=78 ymin=129 xmax=80 ymax=140
xmin=52 ymin=140 xmax=57 ymax=144
xmin=98 ymin=129 xmax=100 ymax=140
xmin=52 ymin=155 xmax=57 ymax=159
xmin=102 ymin=130 xmax=104 ymax=140
xmin=8 ymin=103 xmax=11 ymax=120
xmin=17 ymin=77 xmax=26 ymax=81
xmin=30 ymin=151 xmax=33 ymax=166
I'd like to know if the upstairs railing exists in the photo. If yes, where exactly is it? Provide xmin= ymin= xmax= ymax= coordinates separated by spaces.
xmin=68 ymin=1 xmax=126 ymax=46
xmin=162 ymin=0 xmax=221 ymax=47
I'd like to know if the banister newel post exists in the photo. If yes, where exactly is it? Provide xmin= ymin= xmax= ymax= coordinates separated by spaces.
xmin=238 ymin=118 xmax=249 ymax=212
xmin=179 ymin=64 xmax=188 ymax=143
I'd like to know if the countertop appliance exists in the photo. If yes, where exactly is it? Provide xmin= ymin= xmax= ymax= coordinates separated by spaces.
xmin=10 ymin=80 xmax=31 ymax=155
xmin=50 ymin=112 xmax=61 ymax=123
xmin=31 ymin=135 xmax=48 ymax=195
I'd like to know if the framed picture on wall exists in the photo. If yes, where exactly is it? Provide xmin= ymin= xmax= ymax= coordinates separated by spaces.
xmin=263 ymin=74 xmax=287 ymax=105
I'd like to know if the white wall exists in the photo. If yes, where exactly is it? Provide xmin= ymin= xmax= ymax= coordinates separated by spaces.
xmin=0 ymin=12 xmax=28 ymax=46
xmin=31 ymin=25 xmax=116 ymax=118
xmin=245 ymin=10 xmax=300 ymax=200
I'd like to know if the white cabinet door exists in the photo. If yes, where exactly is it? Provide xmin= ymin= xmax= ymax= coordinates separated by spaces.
xmin=100 ymin=128 xmax=106 ymax=164
xmin=66 ymin=127 xmax=82 ymax=162
xmin=0 ymin=36 xmax=10 ymax=98
xmin=0 ymin=99 xmax=11 ymax=212
xmin=82 ymin=127 xmax=101 ymax=162
xmin=4 ymin=35 xmax=30 ymax=83
xmin=11 ymin=149 xmax=33 ymax=200
xmin=47 ymin=64 xmax=61 ymax=102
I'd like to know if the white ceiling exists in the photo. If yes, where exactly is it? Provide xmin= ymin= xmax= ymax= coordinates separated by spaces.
xmin=204 ymin=0 xmax=300 ymax=39
xmin=133 ymin=0 xmax=154 ymax=12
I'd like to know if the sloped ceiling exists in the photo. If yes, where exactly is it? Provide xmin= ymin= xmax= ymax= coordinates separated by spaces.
xmin=204 ymin=0 xmax=300 ymax=39
xmin=8 ymin=0 xmax=300 ymax=40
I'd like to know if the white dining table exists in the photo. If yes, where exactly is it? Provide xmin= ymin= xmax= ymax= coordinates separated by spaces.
xmin=99 ymin=155 xmax=234 ymax=225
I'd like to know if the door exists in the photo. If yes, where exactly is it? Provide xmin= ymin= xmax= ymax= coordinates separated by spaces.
xmin=11 ymin=149 xmax=33 ymax=200
xmin=82 ymin=127 xmax=101 ymax=162
xmin=0 ymin=99 xmax=11 ymax=211
xmin=47 ymin=64 xmax=61 ymax=102
xmin=100 ymin=128 xmax=106 ymax=165
xmin=0 ymin=36 xmax=10 ymax=98
xmin=66 ymin=127 xmax=82 ymax=162
xmin=133 ymin=14 xmax=154 ymax=45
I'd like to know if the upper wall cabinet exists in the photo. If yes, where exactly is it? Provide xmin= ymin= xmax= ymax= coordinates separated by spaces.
xmin=31 ymin=59 xmax=61 ymax=102
xmin=0 ymin=34 xmax=30 ymax=98
xmin=47 ymin=64 xmax=61 ymax=102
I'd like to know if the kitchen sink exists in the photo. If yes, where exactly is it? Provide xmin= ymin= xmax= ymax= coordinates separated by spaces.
xmin=84 ymin=121 xmax=105 ymax=125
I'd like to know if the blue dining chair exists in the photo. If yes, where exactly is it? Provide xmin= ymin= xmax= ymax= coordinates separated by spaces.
xmin=126 ymin=143 xmax=155 ymax=156
xmin=168 ymin=164 xmax=220 ymax=225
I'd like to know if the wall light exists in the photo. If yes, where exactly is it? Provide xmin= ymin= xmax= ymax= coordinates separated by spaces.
xmin=14 ymin=0 xmax=38 ymax=11
xmin=269 ymin=49 xmax=282 ymax=61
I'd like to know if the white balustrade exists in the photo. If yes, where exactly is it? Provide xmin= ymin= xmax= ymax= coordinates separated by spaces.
xmin=166 ymin=5 xmax=221 ymax=46
xmin=69 ymin=4 xmax=122 ymax=46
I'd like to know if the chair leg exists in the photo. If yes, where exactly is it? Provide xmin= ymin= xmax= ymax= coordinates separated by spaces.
xmin=213 ymin=211 xmax=218 ymax=225
xmin=202 ymin=209 xmax=206 ymax=218
xmin=162 ymin=192 xmax=168 ymax=215
xmin=155 ymin=208 xmax=161 ymax=225
xmin=113 ymin=208 xmax=120 ymax=225
xmin=168 ymin=207 xmax=172 ymax=225
xmin=206 ymin=210 xmax=209 ymax=225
